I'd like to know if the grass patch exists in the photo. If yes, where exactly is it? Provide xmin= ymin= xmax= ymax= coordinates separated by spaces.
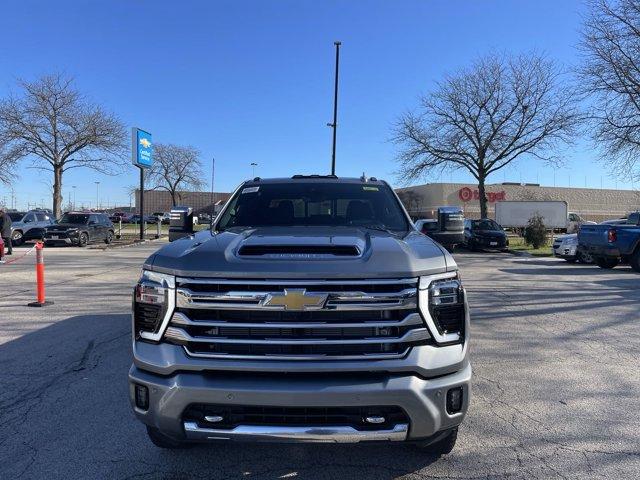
xmin=508 ymin=236 xmax=553 ymax=257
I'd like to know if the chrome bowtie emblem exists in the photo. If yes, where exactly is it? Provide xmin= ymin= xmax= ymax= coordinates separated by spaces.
xmin=263 ymin=289 xmax=328 ymax=310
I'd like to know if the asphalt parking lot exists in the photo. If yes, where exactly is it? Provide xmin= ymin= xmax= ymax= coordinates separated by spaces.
xmin=0 ymin=243 xmax=639 ymax=479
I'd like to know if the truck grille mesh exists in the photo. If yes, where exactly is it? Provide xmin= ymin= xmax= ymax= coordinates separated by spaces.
xmin=162 ymin=278 xmax=429 ymax=360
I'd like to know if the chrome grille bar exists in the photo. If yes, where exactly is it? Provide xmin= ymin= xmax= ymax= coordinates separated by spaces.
xmin=170 ymin=311 xmax=424 ymax=329
xmin=176 ymin=287 xmax=417 ymax=311
xmin=164 ymin=326 xmax=430 ymax=345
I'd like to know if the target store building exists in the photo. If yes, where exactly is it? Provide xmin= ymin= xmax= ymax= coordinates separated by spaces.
xmin=395 ymin=182 xmax=639 ymax=222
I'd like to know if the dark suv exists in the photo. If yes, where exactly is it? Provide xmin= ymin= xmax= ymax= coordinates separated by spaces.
xmin=464 ymin=218 xmax=509 ymax=251
xmin=44 ymin=212 xmax=115 ymax=247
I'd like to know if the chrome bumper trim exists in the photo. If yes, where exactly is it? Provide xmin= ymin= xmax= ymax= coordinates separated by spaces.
xmin=182 ymin=421 xmax=409 ymax=443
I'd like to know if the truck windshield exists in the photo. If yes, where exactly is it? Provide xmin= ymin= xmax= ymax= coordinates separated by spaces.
xmin=216 ymin=182 xmax=409 ymax=232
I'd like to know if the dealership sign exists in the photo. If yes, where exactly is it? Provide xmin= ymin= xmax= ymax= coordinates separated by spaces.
xmin=458 ymin=187 xmax=506 ymax=203
xmin=132 ymin=128 xmax=153 ymax=168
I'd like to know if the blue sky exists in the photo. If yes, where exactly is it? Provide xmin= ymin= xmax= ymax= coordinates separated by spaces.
xmin=0 ymin=0 xmax=634 ymax=209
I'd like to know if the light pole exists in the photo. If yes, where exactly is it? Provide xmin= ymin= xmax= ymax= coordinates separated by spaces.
xmin=211 ymin=157 xmax=216 ymax=220
xmin=72 ymin=186 xmax=77 ymax=210
xmin=94 ymin=181 xmax=100 ymax=210
xmin=251 ymin=162 xmax=258 ymax=178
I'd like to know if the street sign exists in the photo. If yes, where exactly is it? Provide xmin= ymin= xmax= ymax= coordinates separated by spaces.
xmin=132 ymin=128 xmax=153 ymax=168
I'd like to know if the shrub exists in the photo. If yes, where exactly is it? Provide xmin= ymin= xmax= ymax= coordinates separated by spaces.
xmin=524 ymin=213 xmax=548 ymax=249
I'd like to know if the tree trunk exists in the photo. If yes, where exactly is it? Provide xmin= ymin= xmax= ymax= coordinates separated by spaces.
xmin=477 ymin=174 xmax=488 ymax=219
xmin=170 ymin=189 xmax=178 ymax=206
xmin=53 ymin=166 xmax=63 ymax=218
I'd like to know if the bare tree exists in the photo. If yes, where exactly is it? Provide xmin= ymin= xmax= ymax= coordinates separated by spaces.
xmin=146 ymin=143 xmax=205 ymax=206
xmin=393 ymin=53 xmax=579 ymax=218
xmin=396 ymin=190 xmax=423 ymax=217
xmin=0 ymin=73 xmax=127 ymax=217
xmin=580 ymin=0 xmax=640 ymax=183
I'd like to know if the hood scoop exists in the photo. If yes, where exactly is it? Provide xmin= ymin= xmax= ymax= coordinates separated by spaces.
xmin=238 ymin=244 xmax=360 ymax=257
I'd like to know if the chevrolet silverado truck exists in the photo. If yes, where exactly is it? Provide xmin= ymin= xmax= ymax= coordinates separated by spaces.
xmin=578 ymin=212 xmax=640 ymax=271
xmin=129 ymin=176 xmax=471 ymax=453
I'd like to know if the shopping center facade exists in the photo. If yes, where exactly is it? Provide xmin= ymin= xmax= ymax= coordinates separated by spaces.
xmin=396 ymin=182 xmax=640 ymax=222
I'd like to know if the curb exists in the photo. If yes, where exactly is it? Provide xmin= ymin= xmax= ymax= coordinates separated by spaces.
xmin=88 ymin=237 xmax=168 ymax=251
xmin=506 ymin=249 xmax=533 ymax=257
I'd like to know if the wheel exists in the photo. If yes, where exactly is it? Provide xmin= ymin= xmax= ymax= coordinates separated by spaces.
xmin=416 ymin=427 xmax=458 ymax=455
xmin=577 ymin=250 xmax=593 ymax=265
xmin=564 ymin=258 xmax=577 ymax=263
xmin=78 ymin=232 xmax=89 ymax=247
xmin=146 ymin=426 xmax=190 ymax=449
xmin=11 ymin=230 xmax=23 ymax=246
xmin=630 ymin=249 xmax=640 ymax=273
xmin=595 ymin=257 xmax=619 ymax=269
xmin=104 ymin=230 xmax=114 ymax=244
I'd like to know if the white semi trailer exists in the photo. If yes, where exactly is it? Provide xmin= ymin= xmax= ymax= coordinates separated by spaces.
xmin=495 ymin=201 xmax=568 ymax=229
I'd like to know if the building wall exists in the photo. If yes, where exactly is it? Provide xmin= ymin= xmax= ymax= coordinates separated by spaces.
xmin=134 ymin=190 xmax=231 ymax=215
xmin=396 ymin=183 xmax=640 ymax=222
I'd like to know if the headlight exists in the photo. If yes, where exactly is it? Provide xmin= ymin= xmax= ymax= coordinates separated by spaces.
xmin=419 ymin=272 xmax=466 ymax=344
xmin=133 ymin=270 xmax=175 ymax=342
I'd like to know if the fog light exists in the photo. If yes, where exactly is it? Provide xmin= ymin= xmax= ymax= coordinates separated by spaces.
xmin=135 ymin=384 xmax=149 ymax=410
xmin=446 ymin=387 xmax=463 ymax=414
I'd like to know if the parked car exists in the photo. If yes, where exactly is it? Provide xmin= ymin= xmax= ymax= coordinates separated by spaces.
xmin=414 ymin=206 xmax=465 ymax=250
xmin=463 ymin=219 xmax=509 ymax=252
xmin=578 ymin=211 xmax=640 ymax=271
xmin=552 ymin=234 xmax=592 ymax=263
xmin=552 ymin=219 xmax=627 ymax=264
xmin=9 ymin=210 xmax=55 ymax=246
xmin=151 ymin=212 xmax=168 ymax=224
xmin=160 ymin=212 xmax=171 ymax=224
xmin=43 ymin=212 xmax=114 ymax=247
xmin=110 ymin=212 xmax=129 ymax=223
xmin=415 ymin=218 xmax=438 ymax=235
xmin=130 ymin=175 xmax=470 ymax=452
xmin=0 ymin=236 xmax=4 ymax=260
xmin=128 ymin=214 xmax=158 ymax=224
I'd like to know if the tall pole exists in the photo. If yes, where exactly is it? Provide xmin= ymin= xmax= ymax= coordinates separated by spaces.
xmin=72 ymin=186 xmax=76 ymax=210
xmin=139 ymin=167 xmax=144 ymax=240
xmin=94 ymin=181 xmax=100 ymax=210
xmin=251 ymin=162 xmax=258 ymax=178
xmin=330 ymin=41 xmax=341 ymax=176
xmin=211 ymin=157 xmax=215 ymax=220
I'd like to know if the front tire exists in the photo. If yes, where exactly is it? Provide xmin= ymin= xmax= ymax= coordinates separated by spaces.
xmin=595 ymin=257 xmax=619 ymax=269
xmin=630 ymin=249 xmax=640 ymax=273
xmin=105 ymin=230 xmax=114 ymax=244
xmin=416 ymin=427 xmax=458 ymax=455
xmin=78 ymin=232 xmax=88 ymax=247
xmin=11 ymin=230 xmax=23 ymax=246
xmin=146 ymin=426 xmax=190 ymax=449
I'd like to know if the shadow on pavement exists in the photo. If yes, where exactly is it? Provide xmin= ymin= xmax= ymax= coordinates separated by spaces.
xmin=0 ymin=313 xmax=440 ymax=480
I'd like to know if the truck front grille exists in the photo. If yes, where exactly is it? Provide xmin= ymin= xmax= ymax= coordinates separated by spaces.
xmin=162 ymin=278 xmax=429 ymax=360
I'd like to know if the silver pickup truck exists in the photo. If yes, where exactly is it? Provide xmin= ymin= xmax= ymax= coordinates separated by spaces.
xmin=129 ymin=176 xmax=471 ymax=454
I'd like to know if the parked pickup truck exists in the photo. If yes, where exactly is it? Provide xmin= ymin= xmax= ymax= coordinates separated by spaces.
xmin=578 ymin=212 xmax=640 ymax=271
xmin=130 ymin=175 xmax=471 ymax=454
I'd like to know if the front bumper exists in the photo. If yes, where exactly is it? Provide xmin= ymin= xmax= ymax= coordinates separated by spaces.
xmin=552 ymin=243 xmax=577 ymax=258
xmin=129 ymin=361 xmax=471 ymax=443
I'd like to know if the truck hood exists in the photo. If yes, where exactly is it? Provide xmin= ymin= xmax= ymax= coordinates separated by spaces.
xmin=147 ymin=226 xmax=455 ymax=279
